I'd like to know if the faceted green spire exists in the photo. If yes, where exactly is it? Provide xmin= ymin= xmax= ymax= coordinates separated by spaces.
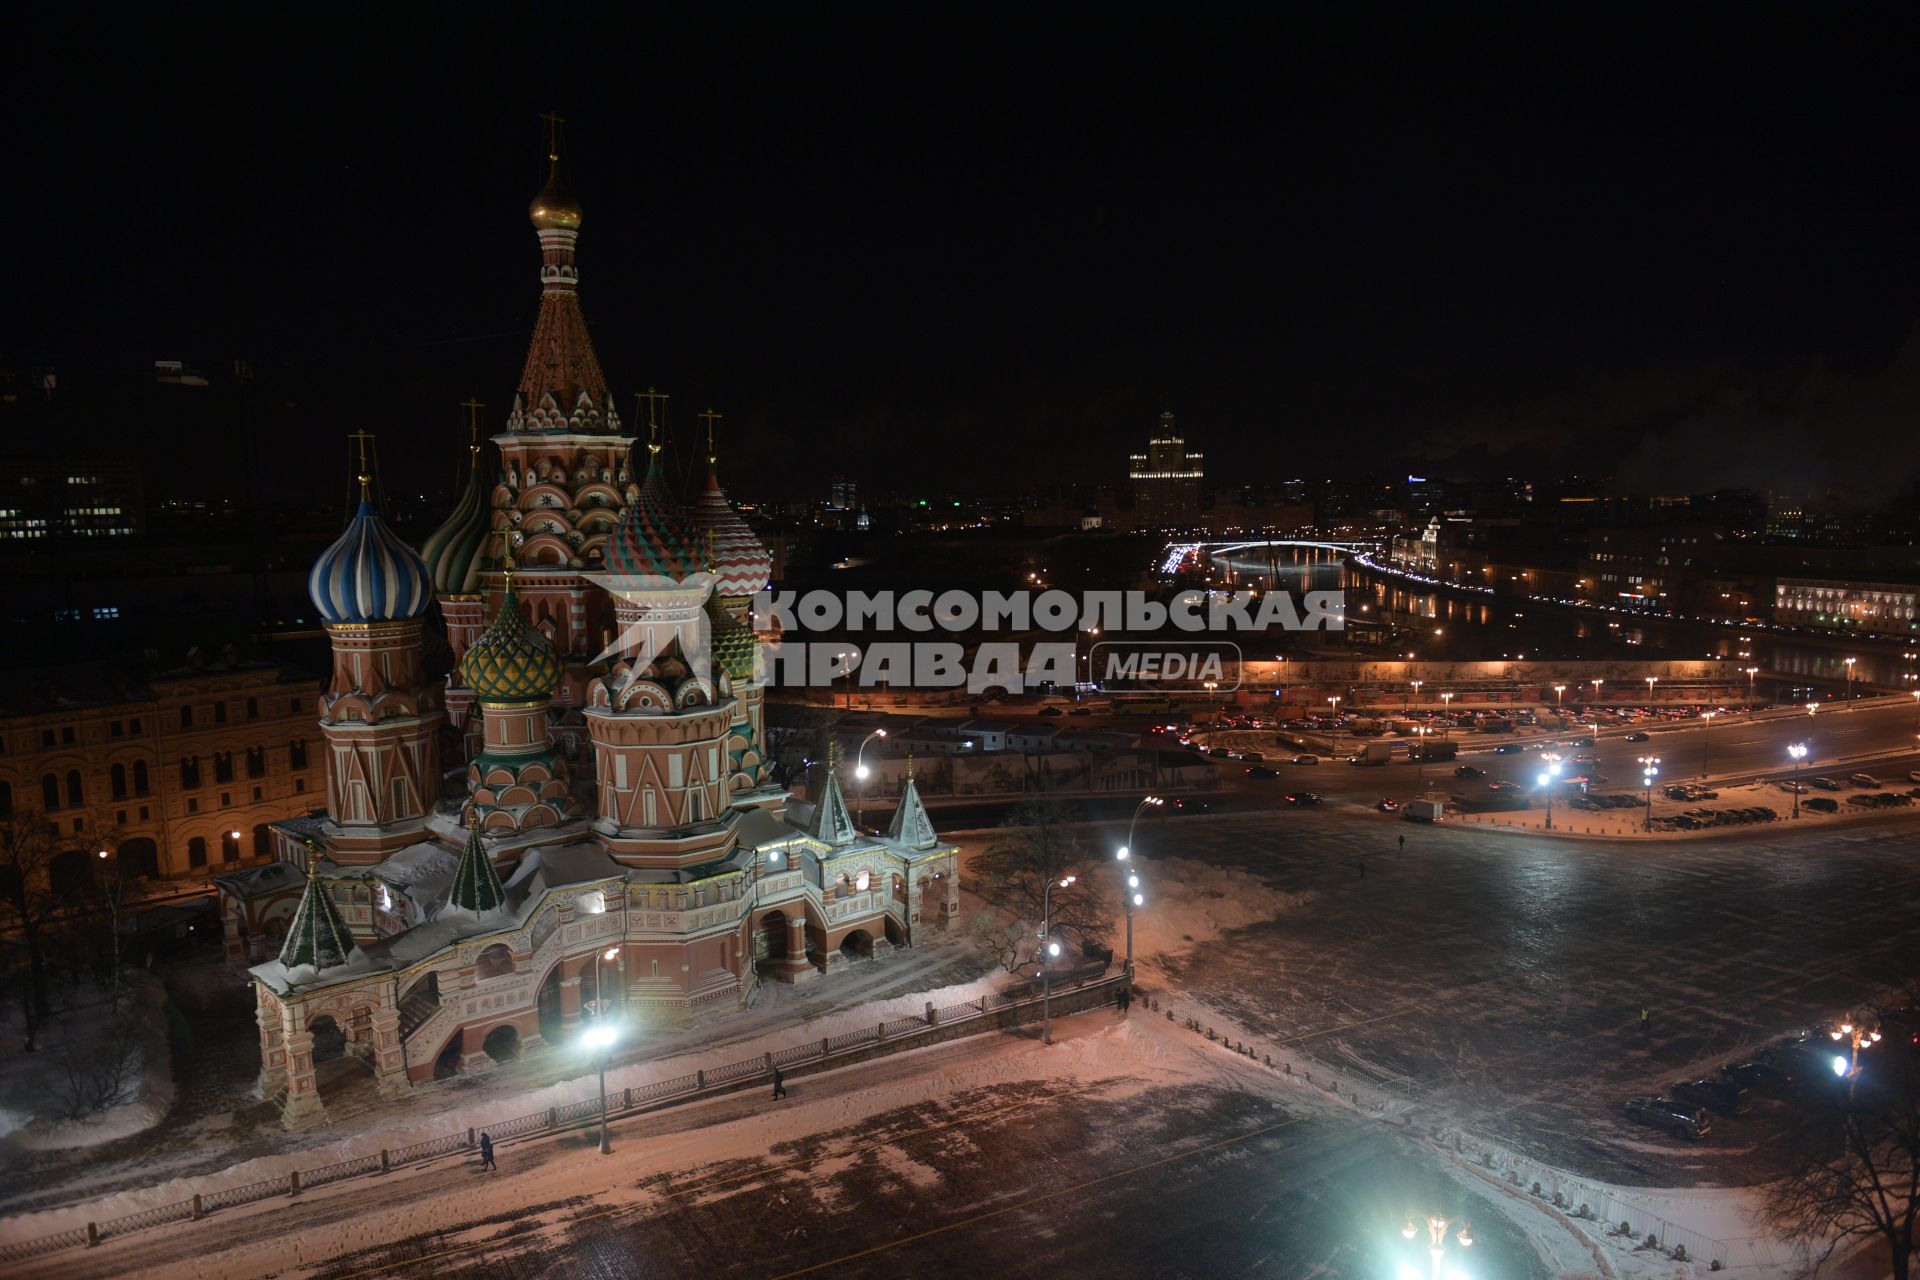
xmin=806 ymin=742 xmax=858 ymax=847
xmin=278 ymin=842 xmax=355 ymax=972
xmin=449 ymin=811 xmax=506 ymax=913
xmin=886 ymin=754 xmax=939 ymax=850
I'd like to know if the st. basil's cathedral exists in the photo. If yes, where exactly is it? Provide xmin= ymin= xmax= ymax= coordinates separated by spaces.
xmin=214 ymin=143 xmax=960 ymax=1127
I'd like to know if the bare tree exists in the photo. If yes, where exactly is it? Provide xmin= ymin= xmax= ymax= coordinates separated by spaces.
xmin=1762 ymin=1064 xmax=1920 ymax=1280
xmin=0 ymin=808 xmax=79 ymax=1050
xmin=965 ymin=908 xmax=1029 ymax=975
xmin=972 ymin=795 xmax=1113 ymax=956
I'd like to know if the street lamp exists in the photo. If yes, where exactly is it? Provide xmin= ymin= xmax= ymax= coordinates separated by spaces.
xmin=1699 ymin=710 xmax=1715 ymax=779
xmin=1538 ymin=751 xmax=1562 ymax=830
xmin=853 ymin=729 xmax=887 ymax=828
xmin=1552 ymin=683 xmax=1566 ymax=716
xmin=1040 ymin=874 xmax=1075 ymax=1046
xmin=1807 ymin=700 xmax=1820 ymax=718
xmin=1114 ymin=796 xmax=1162 ymax=978
xmin=1911 ymin=688 xmax=1920 ymax=730
xmin=1788 ymin=741 xmax=1808 ymax=818
xmin=1829 ymin=1012 xmax=1882 ymax=1098
xmin=581 ymin=1020 xmax=618 ymax=1154
xmin=1844 ymin=656 xmax=1857 ymax=699
xmin=1408 ymin=679 xmax=1422 ymax=710
xmin=1412 ymin=726 xmax=1430 ymax=791
xmin=1745 ymin=666 xmax=1760 ymax=707
xmin=1403 ymin=1213 xmax=1473 ymax=1280
xmin=1327 ymin=695 xmax=1342 ymax=758
xmin=1590 ymin=677 xmax=1604 ymax=709
xmin=1645 ymin=674 xmax=1658 ymax=705
xmin=1439 ymin=690 xmax=1453 ymax=735
xmin=1638 ymin=755 xmax=1660 ymax=831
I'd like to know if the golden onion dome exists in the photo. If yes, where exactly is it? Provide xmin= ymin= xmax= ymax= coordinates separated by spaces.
xmin=461 ymin=585 xmax=563 ymax=702
xmin=529 ymin=155 xmax=583 ymax=231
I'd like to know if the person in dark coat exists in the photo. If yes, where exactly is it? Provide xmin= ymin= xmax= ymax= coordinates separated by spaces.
xmin=772 ymin=1066 xmax=788 ymax=1100
xmin=479 ymin=1132 xmax=496 ymax=1171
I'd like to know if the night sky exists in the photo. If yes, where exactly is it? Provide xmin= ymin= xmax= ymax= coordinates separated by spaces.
xmin=6 ymin=3 xmax=1918 ymax=505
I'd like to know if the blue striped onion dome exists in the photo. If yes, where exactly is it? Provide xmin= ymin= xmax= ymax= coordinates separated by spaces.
xmin=460 ymin=585 xmax=563 ymax=701
xmin=421 ymin=448 xmax=492 ymax=595
xmin=308 ymin=501 xmax=434 ymax=624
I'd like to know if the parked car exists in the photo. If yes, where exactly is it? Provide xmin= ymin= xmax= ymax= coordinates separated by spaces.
xmin=1624 ymin=1096 xmax=1711 ymax=1140
xmin=1720 ymin=1060 xmax=1794 ymax=1094
xmin=1241 ymin=752 xmax=1265 ymax=763
xmin=1807 ymin=776 xmax=1844 ymax=791
xmin=1455 ymin=765 xmax=1486 ymax=778
xmin=1624 ymin=731 xmax=1650 ymax=742
xmin=1849 ymin=773 xmax=1881 ymax=788
xmin=1290 ymin=754 xmax=1320 ymax=766
xmin=1283 ymin=792 xmax=1322 ymax=806
xmin=1671 ymin=1078 xmax=1753 ymax=1116
xmin=1805 ymin=797 xmax=1839 ymax=813
xmin=1245 ymin=765 xmax=1278 ymax=779
xmin=1494 ymin=743 xmax=1526 ymax=754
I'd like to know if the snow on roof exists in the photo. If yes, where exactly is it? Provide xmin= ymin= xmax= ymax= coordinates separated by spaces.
xmin=213 ymin=860 xmax=305 ymax=901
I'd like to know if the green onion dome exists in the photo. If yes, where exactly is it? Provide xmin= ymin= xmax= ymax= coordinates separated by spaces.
xmin=705 ymin=596 xmax=757 ymax=682
xmin=460 ymin=581 xmax=563 ymax=702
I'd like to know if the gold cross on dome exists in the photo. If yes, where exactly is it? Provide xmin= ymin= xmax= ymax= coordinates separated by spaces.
xmin=698 ymin=408 xmax=723 ymax=464
xmin=347 ymin=430 xmax=377 ymax=501
xmin=540 ymin=111 xmax=566 ymax=159
xmin=636 ymin=387 xmax=670 ymax=454
xmin=460 ymin=398 xmax=486 ymax=447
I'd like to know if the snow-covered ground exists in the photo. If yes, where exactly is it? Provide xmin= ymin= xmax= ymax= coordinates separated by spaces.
xmin=0 ymin=973 xmax=174 ymax=1152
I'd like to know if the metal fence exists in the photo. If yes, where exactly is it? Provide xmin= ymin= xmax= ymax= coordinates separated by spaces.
xmin=0 ymin=973 xmax=1126 ymax=1265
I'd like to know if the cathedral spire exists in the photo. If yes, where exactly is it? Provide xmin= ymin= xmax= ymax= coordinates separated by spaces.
xmin=886 ymin=758 xmax=939 ymax=849
xmin=509 ymin=117 xmax=618 ymax=435
xmin=277 ymin=843 xmax=357 ymax=973
xmin=805 ymin=742 xmax=858 ymax=846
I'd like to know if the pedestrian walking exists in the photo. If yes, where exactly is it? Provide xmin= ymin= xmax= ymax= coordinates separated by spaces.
xmin=1640 ymin=1007 xmax=1650 ymax=1034
xmin=1397 ymin=834 xmax=1405 ymax=854
xmin=479 ymin=1132 xmax=496 ymax=1172
xmin=772 ymin=1066 xmax=788 ymax=1100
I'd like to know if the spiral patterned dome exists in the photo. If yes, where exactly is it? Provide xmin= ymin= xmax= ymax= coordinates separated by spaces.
xmin=460 ymin=585 xmax=563 ymax=702
xmin=308 ymin=501 xmax=433 ymax=625
xmin=693 ymin=469 xmax=773 ymax=600
xmin=421 ymin=447 xmax=492 ymax=596
xmin=607 ymin=459 xmax=702 ymax=583
xmin=704 ymin=596 xmax=757 ymax=682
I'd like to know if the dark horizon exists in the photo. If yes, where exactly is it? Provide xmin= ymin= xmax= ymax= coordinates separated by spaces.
xmin=6 ymin=4 xmax=1919 ymax=507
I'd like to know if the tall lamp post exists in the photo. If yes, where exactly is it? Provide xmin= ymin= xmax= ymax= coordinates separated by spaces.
xmin=1403 ymin=1213 xmax=1473 ymax=1280
xmin=1638 ymin=755 xmax=1660 ymax=831
xmin=1439 ymin=691 xmax=1453 ymax=734
xmin=1552 ymin=683 xmax=1566 ymax=717
xmin=1645 ymin=674 xmax=1658 ymax=706
xmin=1538 ymin=751 xmax=1562 ymax=830
xmin=1589 ymin=677 xmax=1604 ymax=712
xmin=1912 ymin=689 xmax=1920 ymax=730
xmin=1040 ymin=874 xmax=1075 ymax=1046
xmin=1412 ymin=726 xmax=1430 ymax=792
xmin=853 ymin=729 xmax=888 ymax=829
xmin=1843 ymin=656 xmax=1857 ymax=699
xmin=1327 ymin=695 xmax=1342 ymax=758
xmin=1787 ymin=741 xmax=1808 ymax=818
xmin=582 ymin=1019 xmax=618 ymax=1154
xmin=1745 ymin=666 xmax=1760 ymax=707
xmin=1829 ymin=1012 xmax=1882 ymax=1099
xmin=1408 ymin=679 xmax=1422 ymax=710
xmin=1114 ymin=796 xmax=1162 ymax=978
xmin=1699 ymin=710 xmax=1716 ymax=779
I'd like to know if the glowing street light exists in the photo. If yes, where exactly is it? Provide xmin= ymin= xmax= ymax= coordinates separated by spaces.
xmin=1538 ymin=751 xmax=1563 ymax=830
xmin=1638 ymin=755 xmax=1661 ymax=831
xmin=1590 ymin=677 xmax=1604 ymax=708
xmin=1745 ymin=666 xmax=1760 ymax=706
xmin=1787 ymin=741 xmax=1809 ymax=818
xmin=1408 ymin=679 xmax=1422 ymax=710
xmin=1552 ymin=683 xmax=1566 ymax=715
xmin=1328 ymin=695 xmax=1342 ymax=758
xmin=1829 ymin=1012 xmax=1882 ymax=1098
xmin=1114 ymin=796 xmax=1162 ymax=977
xmin=1040 ymin=874 xmax=1075 ymax=1046
xmin=1403 ymin=1212 xmax=1473 ymax=1280
xmin=1645 ymin=674 xmax=1659 ymax=704
xmin=1844 ymin=656 xmax=1857 ymax=699
xmin=853 ymin=729 xmax=887 ymax=827
xmin=1439 ymin=691 xmax=1454 ymax=735
xmin=1699 ymin=710 xmax=1716 ymax=779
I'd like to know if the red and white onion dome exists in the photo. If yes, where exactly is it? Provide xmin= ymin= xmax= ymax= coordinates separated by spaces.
xmin=692 ymin=468 xmax=772 ymax=600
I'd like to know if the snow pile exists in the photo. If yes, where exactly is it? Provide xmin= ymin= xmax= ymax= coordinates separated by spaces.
xmin=0 ymin=972 xmax=176 ymax=1152
xmin=1125 ymin=856 xmax=1313 ymax=963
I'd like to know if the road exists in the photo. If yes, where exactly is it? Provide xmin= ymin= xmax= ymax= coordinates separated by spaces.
xmin=31 ymin=1012 xmax=1555 ymax=1280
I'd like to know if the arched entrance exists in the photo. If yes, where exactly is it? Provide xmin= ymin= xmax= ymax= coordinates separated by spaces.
xmin=482 ymin=1025 xmax=520 ymax=1064
xmin=117 ymin=837 xmax=160 ymax=881
xmin=760 ymin=910 xmax=790 ymax=965
xmin=883 ymin=916 xmax=906 ymax=947
xmin=309 ymin=1015 xmax=346 ymax=1063
xmin=433 ymin=1035 xmax=462 ymax=1080
xmin=839 ymin=929 xmax=873 ymax=961
xmin=536 ymin=965 xmax=563 ymax=1044
xmin=476 ymin=943 xmax=515 ymax=979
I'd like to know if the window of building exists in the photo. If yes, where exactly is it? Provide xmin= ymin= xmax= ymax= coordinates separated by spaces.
xmin=252 ymin=786 xmax=262 ymax=801
xmin=220 ymin=831 xmax=240 ymax=862
xmin=180 ymin=705 xmax=193 ymax=729
xmin=213 ymin=702 xmax=227 ymax=725
xmin=133 ymin=760 xmax=148 ymax=795
xmin=188 ymin=837 xmax=207 ymax=868
xmin=40 ymin=729 xmax=54 ymax=748
xmin=246 ymin=697 xmax=259 ymax=720
xmin=246 ymin=746 xmax=265 ymax=779
xmin=290 ymin=739 xmax=307 ymax=769
xmin=111 ymin=763 xmax=127 ymax=800
xmin=129 ymin=718 xmax=140 ymax=735
xmin=138 ymin=805 xmax=149 ymax=820
xmin=291 ymin=697 xmax=302 ymax=713
xmin=110 ymin=720 xmax=123 ymax=738
xmin=214 ymin=752 xmax=234 ymax=784
xmin=62 ymin=727 xmax=75 ymax=745
xmin=253 ymin=824 xmax=271 ymax=858
xmin=295 ymin=778 xmax=306 ymax=794
xmin=181 ymin=757 xmax=200 ymax=789
xmin=64 ymin=770 xmax=82 ymax=806
xmin=187 ymin=798 xmax=198 ymax=813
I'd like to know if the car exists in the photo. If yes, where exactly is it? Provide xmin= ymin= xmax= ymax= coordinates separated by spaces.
xmin=1487 ymin=780 xmax=1519 ymax=792
xmin=1624 ymin=731 xmax=1650 ymax=742
xmin=1378 ymin=798 xmax=1400 ymax=813
xmin=1493 ymin=743 xmax=1526 ymax=754
xmin=1571 ymin=737 xmax=1595 ymax=748
xmin=1455 ymin=765 xmax=1486 ymax=778
xmin=1805 ymin=776 xmax=1843 ymax=791
xmin=1572 ymin=752 xmax=1599 ymax=765
xmin=1039 ymin=706 xmax=1063 ymax=717
xmin=1290 ymin=754 xmax=1320 ymax=766
xmin=1172 ymin=797 xmax=1212 ymax=813
xmin=1720 ymin=1060 xmax=1794 ymax=1093
xmin=1848 ymin=794 xmax=1878 ymax=807
xmin=1805 ymin=796 xmax=1839 ymax=813
xmin=1776 ymin=780 xmax=1808 ymax=794
xmin=1849 ymin=773 xmax=1880 ymax=788
xmin=1283 ymin=792 xmax=1322 ymax=806
xmin=1241 ymin=752 xmax=1265 ymax=763
xmin=1245 ymin=765 xmax=1278 ymax=779
xmin=1624 ymin=1096 xmax=1711 ymax=1140
xmin=1671 ymin=1078 xmax=1753 ymax=1116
